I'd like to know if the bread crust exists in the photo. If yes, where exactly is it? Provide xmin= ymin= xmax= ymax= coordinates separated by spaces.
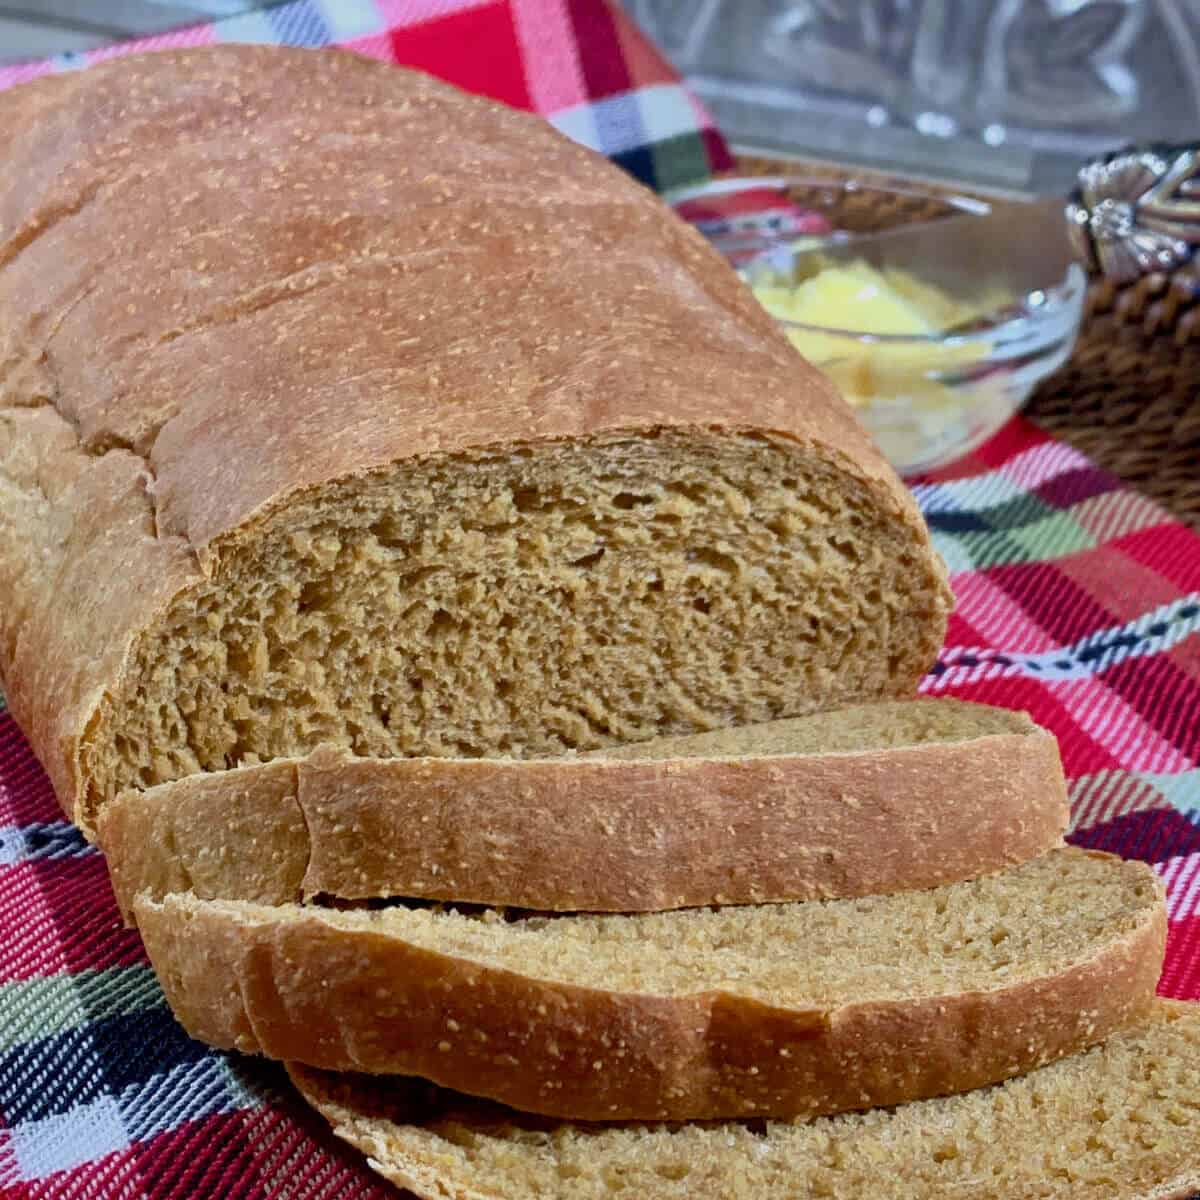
xmin=0 ymin=46 xmax=950 ymax=830
xmin=100 ymin=720 xmax=1067 ymax=917
xmin=0 ymin=407 xmax=198 ymax=819
xmin=132 ymin=856 xmax=1166 ymax=1122
xmin=288 ymin=1002 xmax=1200 ymax=1200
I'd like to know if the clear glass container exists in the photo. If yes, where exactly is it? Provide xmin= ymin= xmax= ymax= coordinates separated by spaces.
xmin=669 ymin=176 xmax=1086 ymax=476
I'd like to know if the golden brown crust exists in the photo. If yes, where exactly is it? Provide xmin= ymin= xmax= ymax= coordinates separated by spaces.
xmin=0 ymin=46 xmax=899 ymax=545
xmin=0 ymin=407 xmax=200 ymax=816
xmin=132 ymin=868 xmax=1166 ymax=1122
xmin=100 ymin=722 xmax=1067 ymax=916
xmin=0 ymin=46 xmax=949 ymax=828
xmin=99 ymin=760 xmax=305 ymax=922
xmin=288 ymin=1002 xmax=1200 ymax=1200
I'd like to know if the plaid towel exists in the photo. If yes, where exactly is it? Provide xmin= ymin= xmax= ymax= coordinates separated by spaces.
xmin=0 ymin=5 xmax=1198 ymax=1197
xmin=915 ymin=420 xmax=1200 ymax=1002
xmin=4 ymin=424 xmax=1197 ymax=1199
xmin=0 ymin=0 xmax=731 ymax=195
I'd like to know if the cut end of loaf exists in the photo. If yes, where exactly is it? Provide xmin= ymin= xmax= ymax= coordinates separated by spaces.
xmin=81 ymin=429 xmax=950 ymax=819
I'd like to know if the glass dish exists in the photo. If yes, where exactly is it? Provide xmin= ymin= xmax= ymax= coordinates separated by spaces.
xmin=668 ymin=176 xmax=1087 ymax=476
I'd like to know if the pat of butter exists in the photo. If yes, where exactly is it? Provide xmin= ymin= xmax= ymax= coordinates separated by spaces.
xmin=755 ymin=261 xmax=942 ymax=336
xmin=750 ymin=259 xmax=994 ymax=410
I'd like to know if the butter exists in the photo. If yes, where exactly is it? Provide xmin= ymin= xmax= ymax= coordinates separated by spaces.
xmin=754 ymin=261 xmax=943 ymax=338
xmin=749 ymin=258 xmax=998 ymax=410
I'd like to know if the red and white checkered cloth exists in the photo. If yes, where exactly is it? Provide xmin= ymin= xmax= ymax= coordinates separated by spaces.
xmin=0 ymin=4 xmax=1197 ymax=1198
xmin=0 ymin=0 xmax=731 ymax=195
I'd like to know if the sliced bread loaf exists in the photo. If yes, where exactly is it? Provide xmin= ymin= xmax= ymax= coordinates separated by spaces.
xmin=134 ymin=849 xmax=1165 ymax=1121
xmin=290 ymin=1000 xmax=1200 ymax=1200
xmin=0 ymin=47 xmax=951 ymax=835
xmin=99 ymin=699 xmax=1067 ymax=915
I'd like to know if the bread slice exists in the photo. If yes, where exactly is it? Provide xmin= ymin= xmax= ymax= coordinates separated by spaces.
xmin=0 ymin=47 xmax=951 ymax=836
xmin=134 ymin=848 xmax=1165 ymax=1122
xmin=289 ymin=1000 xmax=1200 ymax=1200
xmin=99 ymin=699 xmax=1067 ymax=916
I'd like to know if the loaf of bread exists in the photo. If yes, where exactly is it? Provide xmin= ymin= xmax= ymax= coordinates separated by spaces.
xmin=0 ymin=46 xmax=952 ymax=837
xmin=133 ymin=849 xmax=1164 ymax=1121
xmin=10 ymin=56 xmax=1158 ymax=1199
xmin=99 ymin=698 xmax=1067 ymax=915
xmin=290 ymin=1000 xmax=1200 ymax=1200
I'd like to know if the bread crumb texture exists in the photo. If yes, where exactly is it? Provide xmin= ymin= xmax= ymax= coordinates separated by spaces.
xmin=590 ymin=696 xmax=1034 ymax=760
xmin=271 ymin=848 xmax=1159 ymax=1005
xmin=83 ymin=432 xmax=946 ymax=811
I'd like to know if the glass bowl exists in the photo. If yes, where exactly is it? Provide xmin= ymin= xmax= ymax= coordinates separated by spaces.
xmin=668 ymin=176 xmax=1086 ymax=476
